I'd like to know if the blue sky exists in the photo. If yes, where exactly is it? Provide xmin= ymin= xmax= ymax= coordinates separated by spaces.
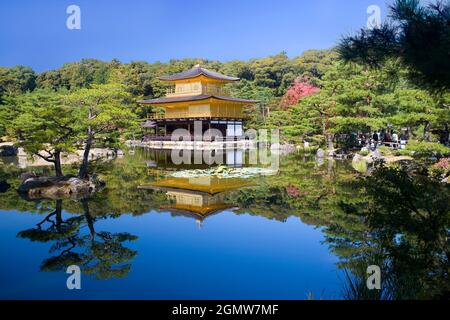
xmin=0 ymin=0 xmax=390 ymax=72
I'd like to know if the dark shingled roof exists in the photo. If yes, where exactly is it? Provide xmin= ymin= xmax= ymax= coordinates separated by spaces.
xmin=137 ymin=94 xmax=258 ymax=105
xmin=159 ymin=65 xmax=239 ymax=82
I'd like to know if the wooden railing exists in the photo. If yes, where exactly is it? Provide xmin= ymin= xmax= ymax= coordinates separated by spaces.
xmin=147 ymin=113 xmax=165 ymax=119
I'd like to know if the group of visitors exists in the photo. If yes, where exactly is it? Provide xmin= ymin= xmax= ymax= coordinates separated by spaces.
xmin=358 ymin=129 xmax=409 ymax=150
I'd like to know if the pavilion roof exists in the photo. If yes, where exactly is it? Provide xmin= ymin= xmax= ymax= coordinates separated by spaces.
xmin=140 ymin=120 xmax=157 ymax=128
xmin=138 ymin=177 xmax=254 ymax=195
xmin=137 ymin=94 xmax=258 ymax=105
xmin=159 ymin=65 xmax=239 ymax=82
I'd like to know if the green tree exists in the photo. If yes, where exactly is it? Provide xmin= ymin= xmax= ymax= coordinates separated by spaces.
xmin=6 ymin=90 xmax=76 ymax=176
xmin=108 ymin=61 xmax=155 ymax=97
xmin=272 ymin=59 xmax=448 ymax=150
xmin=227 ymin=79 xmax=276 ymax=127
xmin=65 ymin=84 xmax=135 ymax=179
xmin=37 ymin=59 xmax=114 ymax=91
xmin=0 ymin=66 xmax=36 ymax=103
xmin=339 ymin=0 xmax=450 ymax=92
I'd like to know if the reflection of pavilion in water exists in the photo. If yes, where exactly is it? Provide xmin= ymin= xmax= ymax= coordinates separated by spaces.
xmin=139 ymin=176 xmax=253 ymax=226
xmin=142 ymin=148 xmax=245 ymax=172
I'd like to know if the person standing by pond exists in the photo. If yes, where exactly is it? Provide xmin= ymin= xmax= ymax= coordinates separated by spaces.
xmin=400 ymin=132 xmax=408 ymax=149
xmin=384 ymin=130 xmax=392 ymax=143
xmin=392 ymin=131 xmax=399 ymax=149
xmin=379 ymin=129 xmax=386 ymax=144
xmin=372 ymin=132 xmax=379 ymax=149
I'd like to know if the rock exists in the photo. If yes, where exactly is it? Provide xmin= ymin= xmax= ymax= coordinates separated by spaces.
xmin=371 ymin=149 xmax=382 ymax=160
xmin=352 ymin=154 xmax=368 ymax=173
xmin=18 ymin=175 xmax=98 ymax=199
xmin=214 ymin=165 xmax=227 ymax=174
xmin=316 ymin=148 xmax=325 ymax=158
xmin=20 ymin=172 xmax=37 ymax=183
xmin=18 ymin=176 xmax=56 ymax=192
xmin=383 ymin=155 xmax=413 ymax=163
xmin=17 ymin=147 xmax=27 ymax=157
xmin=316 ymin=157 xmax=324 ymax=166
xmin=89 ymin=174 xmax=106 ymax=188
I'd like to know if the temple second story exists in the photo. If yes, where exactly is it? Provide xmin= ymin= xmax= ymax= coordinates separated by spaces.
xmin=160 ymin=64 xmax=239 ymax=97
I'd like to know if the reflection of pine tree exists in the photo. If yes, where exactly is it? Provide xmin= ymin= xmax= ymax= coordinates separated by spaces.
xmin=17 ymin=199 xmax=138 ymax=280
xmin=326 ymin=164 xmax=450 ymax=299
xmin=229 ymin=153 xmax=449 ymax=298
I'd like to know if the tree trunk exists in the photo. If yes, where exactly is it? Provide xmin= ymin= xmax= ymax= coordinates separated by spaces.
xmin=327 ymin=156 xmax=334 ymax=177
xmin=443 ymin=123 xmax=449 ymax=146
xmin=79 ymin=107 xmax=95 ymax=179
xmin=55 ymin=199 xmax=63 ymax=233
xmin=82 ymin=199 xmax=95 ymax=240
xmin=423 ymin=121 xmax=430 ymax=141
xmin=78 ymin=134 xmax=92 ymax=179
xmin=326 ymin=133 xmax=335 ymax=156
xmin=54 ymin=149 xmax=63 ymax=177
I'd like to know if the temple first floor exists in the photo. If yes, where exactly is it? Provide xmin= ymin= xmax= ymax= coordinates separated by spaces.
xmin=142 ymin=118 xmax=245 ymax=142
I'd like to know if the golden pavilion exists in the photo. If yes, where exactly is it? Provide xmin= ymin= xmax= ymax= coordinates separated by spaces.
xmin=138 ymin=65 xmax=257 ymax=142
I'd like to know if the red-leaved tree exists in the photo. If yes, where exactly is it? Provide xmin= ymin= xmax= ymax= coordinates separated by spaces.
xmin=280 ymin=77 xmax=319 ymax=108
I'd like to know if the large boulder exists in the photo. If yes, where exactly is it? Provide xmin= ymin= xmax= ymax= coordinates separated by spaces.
xmin=370 ymin=149 xmax=382 ymax=160
xmin=316 ymin=148 xmax=325 ymax=158
xmin=18 ymin=175 xmax=99 ymax=199
xmin=20 ymin=172 xmax=37 ymax=182
xmin=352 ymin=154 xmax=368 ymax=173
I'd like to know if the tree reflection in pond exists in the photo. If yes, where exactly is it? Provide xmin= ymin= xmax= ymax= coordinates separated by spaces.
xmin=227 ymin=154 xmax=449 ymax=299
xmin=17 ymin=198 xmax=139 ymax=280
xmin=329 ymin=164 xmax=450 ymax=300
xmin=1 ymin=149 xmax=449 ymax=298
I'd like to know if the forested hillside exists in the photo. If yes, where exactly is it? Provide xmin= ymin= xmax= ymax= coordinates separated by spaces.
xmin=0 ymin=48 xmax=449 ymax=153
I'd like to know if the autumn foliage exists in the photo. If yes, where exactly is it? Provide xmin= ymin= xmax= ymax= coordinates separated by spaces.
xmin=280 ymin=76 xmax=319 ymax=108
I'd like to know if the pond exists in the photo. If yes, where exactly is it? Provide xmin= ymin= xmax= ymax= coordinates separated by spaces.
xmin=0 ymin=148 xmax=448 ymax=299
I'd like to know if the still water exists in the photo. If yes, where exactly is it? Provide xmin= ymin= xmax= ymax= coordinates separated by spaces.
xmin=1 ymin=148 xmax=447 ymax=299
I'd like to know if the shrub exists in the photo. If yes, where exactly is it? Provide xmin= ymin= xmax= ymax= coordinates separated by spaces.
xmin=405 ymin=140 xmax=450 ymax=159
xmin=359 ymin=149 xmax=370 ymax=156
xmin=378 ymin=146 xmax=393 ymax=156
xmin=429 ymin=158 xmax=450 ymax=177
